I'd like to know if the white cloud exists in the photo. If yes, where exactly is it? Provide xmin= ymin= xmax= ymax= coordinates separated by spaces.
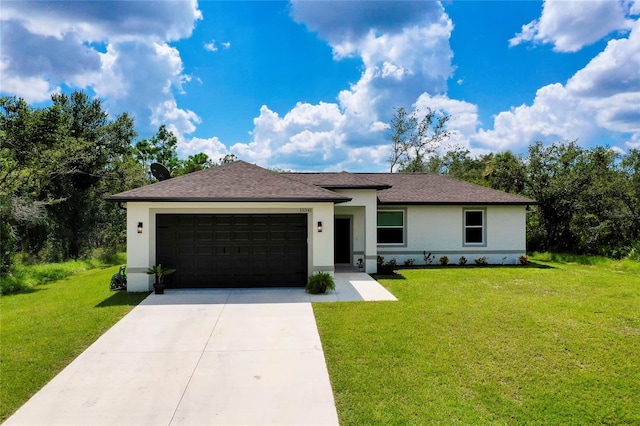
xmin=203 ymin=39 xmax=230 ymax=53
xmin=0 ymin=1 xmax=202 ymax=43
xmin=222 ymin=1 xmax=457 ymax=171
xmin=476 ymin=16 xmax=640 ymax=152
xmin=0 ymin=60 xmax=60 ymax=102
xmin=474 ymin=83 xmax=594 ymax=151
xmin=204 ymin=40 xmax=218 ymax=52
xmin=566 ymin=19 xmax=640 ymax=99
xmin=290 ymin=0 xmax=442 ymax=46
xmin=229 ymin=103 xmax=351 ymax=170
xmin=178 ymin=135 xmax=228 ymax=162
xmin=0 ymin=1 xmax=202 ymax=139
xmin=510 ymin=0 xmax=634 ymax=52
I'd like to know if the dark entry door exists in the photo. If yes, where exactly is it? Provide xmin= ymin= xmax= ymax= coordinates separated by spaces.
xmin=334 ymin=217 xmax=351 ymax=264
xmin=156 ymin=214 xmax=307 ymax=288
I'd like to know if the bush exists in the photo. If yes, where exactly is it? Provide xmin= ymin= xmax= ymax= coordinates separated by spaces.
xmin=474 ymin=257 xmax=488 ymax=266
xmin=439 ymin=256 xmax=449 ymax=266
xmin=1 ymin=275 xmax=27 ymax=295
xmin=306 ymin=272 xmax=335 ymax=294
xmin=377 ymin=257 xmax=397 ymax=275
xmin=0 ymin=254 xmax=126 ymax=296
xmin=519 ymin=255 xmax=530 ymax=265
xmin=423 ymin=252 xmax=435 ymax=265
xmin=626 ymin=243 xmax=640 ymax=262
xmin=403 ymin=258 xmax=415 ymax=266
xmin=458 ymin=256 xmax=468 ymax=266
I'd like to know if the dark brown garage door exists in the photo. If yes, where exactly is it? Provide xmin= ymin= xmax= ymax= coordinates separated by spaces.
xmin=156 ymin=214 xmax=308 ymax=288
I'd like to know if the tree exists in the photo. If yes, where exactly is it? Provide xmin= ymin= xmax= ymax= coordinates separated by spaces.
xmin=522 ymin=141 xmax=636 ymax=256
xmin=176 ymin=153 xmax=213 ymax=175
xmin=0 ymin=92 xmax=145 ymax=270
xmin=482 ymin=151 xmax=526 ymax=194
xmin=621 ymin=149 xmax=640 ymax=241
xmin=220 ymin=153 xmax=238 ymax=164
xmin=388 ymin=107 xmax=452 ymax=173
xmin=134 ymin=124 xmax=181 ymax=181
xmin=134 ymin=126 xmax=221 ymax=178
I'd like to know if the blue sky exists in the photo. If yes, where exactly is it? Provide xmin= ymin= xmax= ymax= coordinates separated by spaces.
xmin=2 ymin=1 xmax=639 ymax=171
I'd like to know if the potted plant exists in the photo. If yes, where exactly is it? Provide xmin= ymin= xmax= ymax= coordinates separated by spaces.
xmin=305 ymin=272 xmax=336 ymax=295
xmin=145 ymin=264 xmax=176 ymax=294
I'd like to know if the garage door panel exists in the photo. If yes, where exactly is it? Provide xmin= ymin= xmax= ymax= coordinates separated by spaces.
xmin=196 ymin=230 xmax=213 ymax=241
xmin=157 ymin=213 xmax=307 ymax=288
xmin=215 ymin=246 xmax=230 ymax=255
xmin=215 ymin=231 xmax=231 ymax=241
xmin=233 ymin=231 xmax=250 ymax=241
xmin=195 ymin=245 xmax=213 ymax=256
xmin=214 ymin=215 xmax=231 ymax=225
xmin=253 ymin=230 xmax=268 ymax=241
xmin=252 ymin=246 xmax=268 ymax=256
xmin=196 ymin=216 xmax=213 ymax=226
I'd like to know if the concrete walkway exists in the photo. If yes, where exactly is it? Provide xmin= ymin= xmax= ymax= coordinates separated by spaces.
xmin=5 ymin=273 xmax=395 ymax=426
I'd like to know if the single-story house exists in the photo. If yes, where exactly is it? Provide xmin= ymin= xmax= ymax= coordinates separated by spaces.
xmin=108 ymin=160 xmax=535 ymax=292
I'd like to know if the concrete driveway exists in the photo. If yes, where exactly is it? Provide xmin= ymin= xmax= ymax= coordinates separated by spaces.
xmin=5 ymin=274 xmax=396 ymax=425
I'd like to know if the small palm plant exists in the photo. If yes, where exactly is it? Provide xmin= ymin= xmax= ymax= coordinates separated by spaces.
xmin=145 ymin=264 xmax=176 ymax=294
xmin=305 ymin=272 xmax=336 ymax=295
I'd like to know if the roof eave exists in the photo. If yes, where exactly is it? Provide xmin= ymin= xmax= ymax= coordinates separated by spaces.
xmin=377 ymin=200 xmax=536 ymax=206
xmin=106 ymin=196 xmax=352 ymax=204
xmin=321 ymin=184 xmax=392 ymax=190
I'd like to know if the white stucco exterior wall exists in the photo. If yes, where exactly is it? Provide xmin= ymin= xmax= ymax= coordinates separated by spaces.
xmin=378 ymin=205 xmax=527 ymax=265
xmin=125 ymin=201 xmax=336 ymax=292
xmin=333 ymin=189 xmax=378 ymax=273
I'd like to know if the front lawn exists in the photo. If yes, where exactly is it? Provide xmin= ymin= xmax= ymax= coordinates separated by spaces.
xmin=0 ymin=266 xmax=148 ymax=422
xmin=314 ymin=259 xmax=640 ymax=425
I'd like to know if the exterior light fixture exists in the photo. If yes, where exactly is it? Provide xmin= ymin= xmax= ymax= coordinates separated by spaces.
xmin=317 ymin=221 xmax=323 ymax=232
xmin=137 ymin=222 xmax=143 ymax=234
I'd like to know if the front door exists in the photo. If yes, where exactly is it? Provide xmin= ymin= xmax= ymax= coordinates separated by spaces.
xmin=334 ymin=217 xmax=351 ymax=264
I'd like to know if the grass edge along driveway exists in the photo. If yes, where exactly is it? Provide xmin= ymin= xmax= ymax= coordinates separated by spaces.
xmin=314 ymin=260 xmax=640 ymax=425
xmin=0 ymin=266 xmax=149 ymax=422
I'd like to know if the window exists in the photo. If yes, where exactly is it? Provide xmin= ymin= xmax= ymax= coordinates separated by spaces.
xmin=464 ymin=209 xmax=485 ymax=245
xmin=377 ymin=210 xmax=404 ymax=244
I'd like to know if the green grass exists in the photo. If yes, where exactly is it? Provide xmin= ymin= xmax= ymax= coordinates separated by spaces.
xmin=0 ymin=266 xmax=148 ymax=421
xmin=314 ymin=259 xmax=640 ymax=425
xmin=1 ymin=253 xmax=127 ymax=295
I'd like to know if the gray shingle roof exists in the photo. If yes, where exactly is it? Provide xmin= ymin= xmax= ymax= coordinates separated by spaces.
xmin=108 ymin=161 xmax=535 ymax=205
xmin=107 ymin=161 xmax=351 ymax=203
xmin=358 ymin=173 xmax=535 ymax=205
xmin=284 ymin=171 xmax=391 ymax=189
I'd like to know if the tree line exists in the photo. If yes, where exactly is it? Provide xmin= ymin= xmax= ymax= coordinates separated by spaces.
xmin=2 ymin=97 xmax=638 ymax=278
xmin=389 ymin=107 xmax=640 ymax=258
xmin=0 ymin=91 xmax=228 ymax=277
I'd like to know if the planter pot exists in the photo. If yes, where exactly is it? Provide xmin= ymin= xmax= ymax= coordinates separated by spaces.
xmin=306 ymin=283 xmax=327 ymax=295
xmin=153 ymin=283 xmax=165 ymax=294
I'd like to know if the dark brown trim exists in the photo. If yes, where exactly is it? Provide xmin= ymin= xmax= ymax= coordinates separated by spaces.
xmin=318 ymin=184 xmax=392 ymax=190
xmin=106 ymin=196 xmax=352 ymax=203
xmin=377 ymin=201 xmax=536 ymax=206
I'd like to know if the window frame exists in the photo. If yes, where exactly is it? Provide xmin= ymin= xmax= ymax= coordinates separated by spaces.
xmin=463 ymin=208 xmax=487 ymax=246
xmin=377 ymin=209 xmax=406 ymax=246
